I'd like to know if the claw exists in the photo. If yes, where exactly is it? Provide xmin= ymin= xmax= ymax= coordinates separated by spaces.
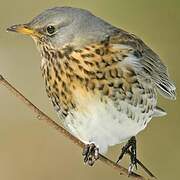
xmin=94 ymin=147 xmax=99 ymax=160
xmin=128 ymin=163 xmax=135 ymax=176
xmin=82 ymin=143 xmax=99 ymax=166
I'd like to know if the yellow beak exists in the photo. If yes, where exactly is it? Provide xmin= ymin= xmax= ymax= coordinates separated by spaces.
xmin=7 ymin=24 xmax=40 ymax=37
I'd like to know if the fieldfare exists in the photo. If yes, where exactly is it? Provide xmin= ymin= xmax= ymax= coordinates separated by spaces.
xmin=7 ymin=7 xmax=176 ymax=174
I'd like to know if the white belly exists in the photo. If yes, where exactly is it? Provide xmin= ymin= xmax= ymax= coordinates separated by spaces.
xmin=62 ymin=91 xmax=152 ymax=153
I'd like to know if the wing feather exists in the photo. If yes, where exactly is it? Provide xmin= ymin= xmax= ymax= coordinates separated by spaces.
xmin=111 ymin=31 xmax=176 ymax=100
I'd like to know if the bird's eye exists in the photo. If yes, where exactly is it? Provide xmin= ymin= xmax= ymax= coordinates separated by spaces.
xmin=46 ymin=25 xmax=56 ymax=35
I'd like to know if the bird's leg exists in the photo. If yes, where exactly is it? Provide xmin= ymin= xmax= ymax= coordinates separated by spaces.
xmin=116 ymin=136 xmax=137 ymax=175
xmin=82 ymin=143 xmax=99 ymax=166
xmin=128 ymin=137 xmax=137 ymax=175
xmin=116 ymin=139 xmax=133 ymax=163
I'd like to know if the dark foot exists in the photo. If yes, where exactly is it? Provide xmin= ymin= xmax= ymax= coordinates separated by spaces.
xmin=116 ymin=136 xmax=137 ymax=175
xmin=82 ymin=143 xmax=99 ymax=166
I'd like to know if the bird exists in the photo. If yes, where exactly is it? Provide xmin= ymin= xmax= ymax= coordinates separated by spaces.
xmin=7 ymin=6 xmax=176 ymax=174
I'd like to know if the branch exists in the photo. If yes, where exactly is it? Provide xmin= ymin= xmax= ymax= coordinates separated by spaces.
xmin=0 ymin=75 xmax=147 ymax=180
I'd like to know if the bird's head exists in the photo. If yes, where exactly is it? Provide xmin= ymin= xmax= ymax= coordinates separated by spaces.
xmin=7 ymin=7 xmax=116 ymax=50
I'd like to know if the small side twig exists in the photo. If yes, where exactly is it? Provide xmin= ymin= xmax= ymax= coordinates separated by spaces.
xmin=0 ymin=75 xmax=147 ymax=180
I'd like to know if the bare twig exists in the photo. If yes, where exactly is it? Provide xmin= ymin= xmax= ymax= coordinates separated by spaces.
xmin=0 ymin=75 xmax=148 ymax=180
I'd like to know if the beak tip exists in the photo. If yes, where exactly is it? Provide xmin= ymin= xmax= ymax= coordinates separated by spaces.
xmin=6 ymin=25 xmax=18 ymax=32
xmin=6 ymin=27 xmax=12 ymax=32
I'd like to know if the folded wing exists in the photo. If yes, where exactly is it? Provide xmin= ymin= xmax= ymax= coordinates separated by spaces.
xmin=111 ymin=30 xmax=176 ymax=100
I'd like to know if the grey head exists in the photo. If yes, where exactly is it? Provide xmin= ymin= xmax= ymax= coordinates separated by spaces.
xmin=7 ymin=7 xmax=118 ymax=49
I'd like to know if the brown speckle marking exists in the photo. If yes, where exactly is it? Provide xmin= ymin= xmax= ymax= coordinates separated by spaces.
xmin=75 ymin=74 xmax=84 ymax=82
xmin=57 ymin=51 xmax=64 ymax=58
xmin=84 ymin=47 xmax=90 ymax=51
xmin=98 ymin=83 xmax=105 ymax=91
xmin=71 ymin=57 xmax=80 ymax=64
xmin=96 ymin=71 xmax=105 ymax=79
xmin=103 ymin=85 xmax=110 ymax=96
xmin=88 ymin=81 xmax=96 ymax=91
xmin=64 ymin=61 xmax=69 ymax=69
xmin=122 ymin=54 xmax=128 ymax=58
xmin=57 ymin=74 xmax=61 ymax=82
xmin=84 ymin=60 xmax=94 ymax=67
xmin=74 ymin=49 xmax=83 ymax=53
xmin=110 ymin=68 xmax=118 ymax=78
xmin=81 ymin=53 xmax=95 ymax=58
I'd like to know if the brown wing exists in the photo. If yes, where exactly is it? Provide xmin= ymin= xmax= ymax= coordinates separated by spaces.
xmin=110 ymin=30 xmax=176 ymax=100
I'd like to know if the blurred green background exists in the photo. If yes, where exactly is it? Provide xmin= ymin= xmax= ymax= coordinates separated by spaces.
xmin=0 ymin=0 xmax=179 ymax=179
